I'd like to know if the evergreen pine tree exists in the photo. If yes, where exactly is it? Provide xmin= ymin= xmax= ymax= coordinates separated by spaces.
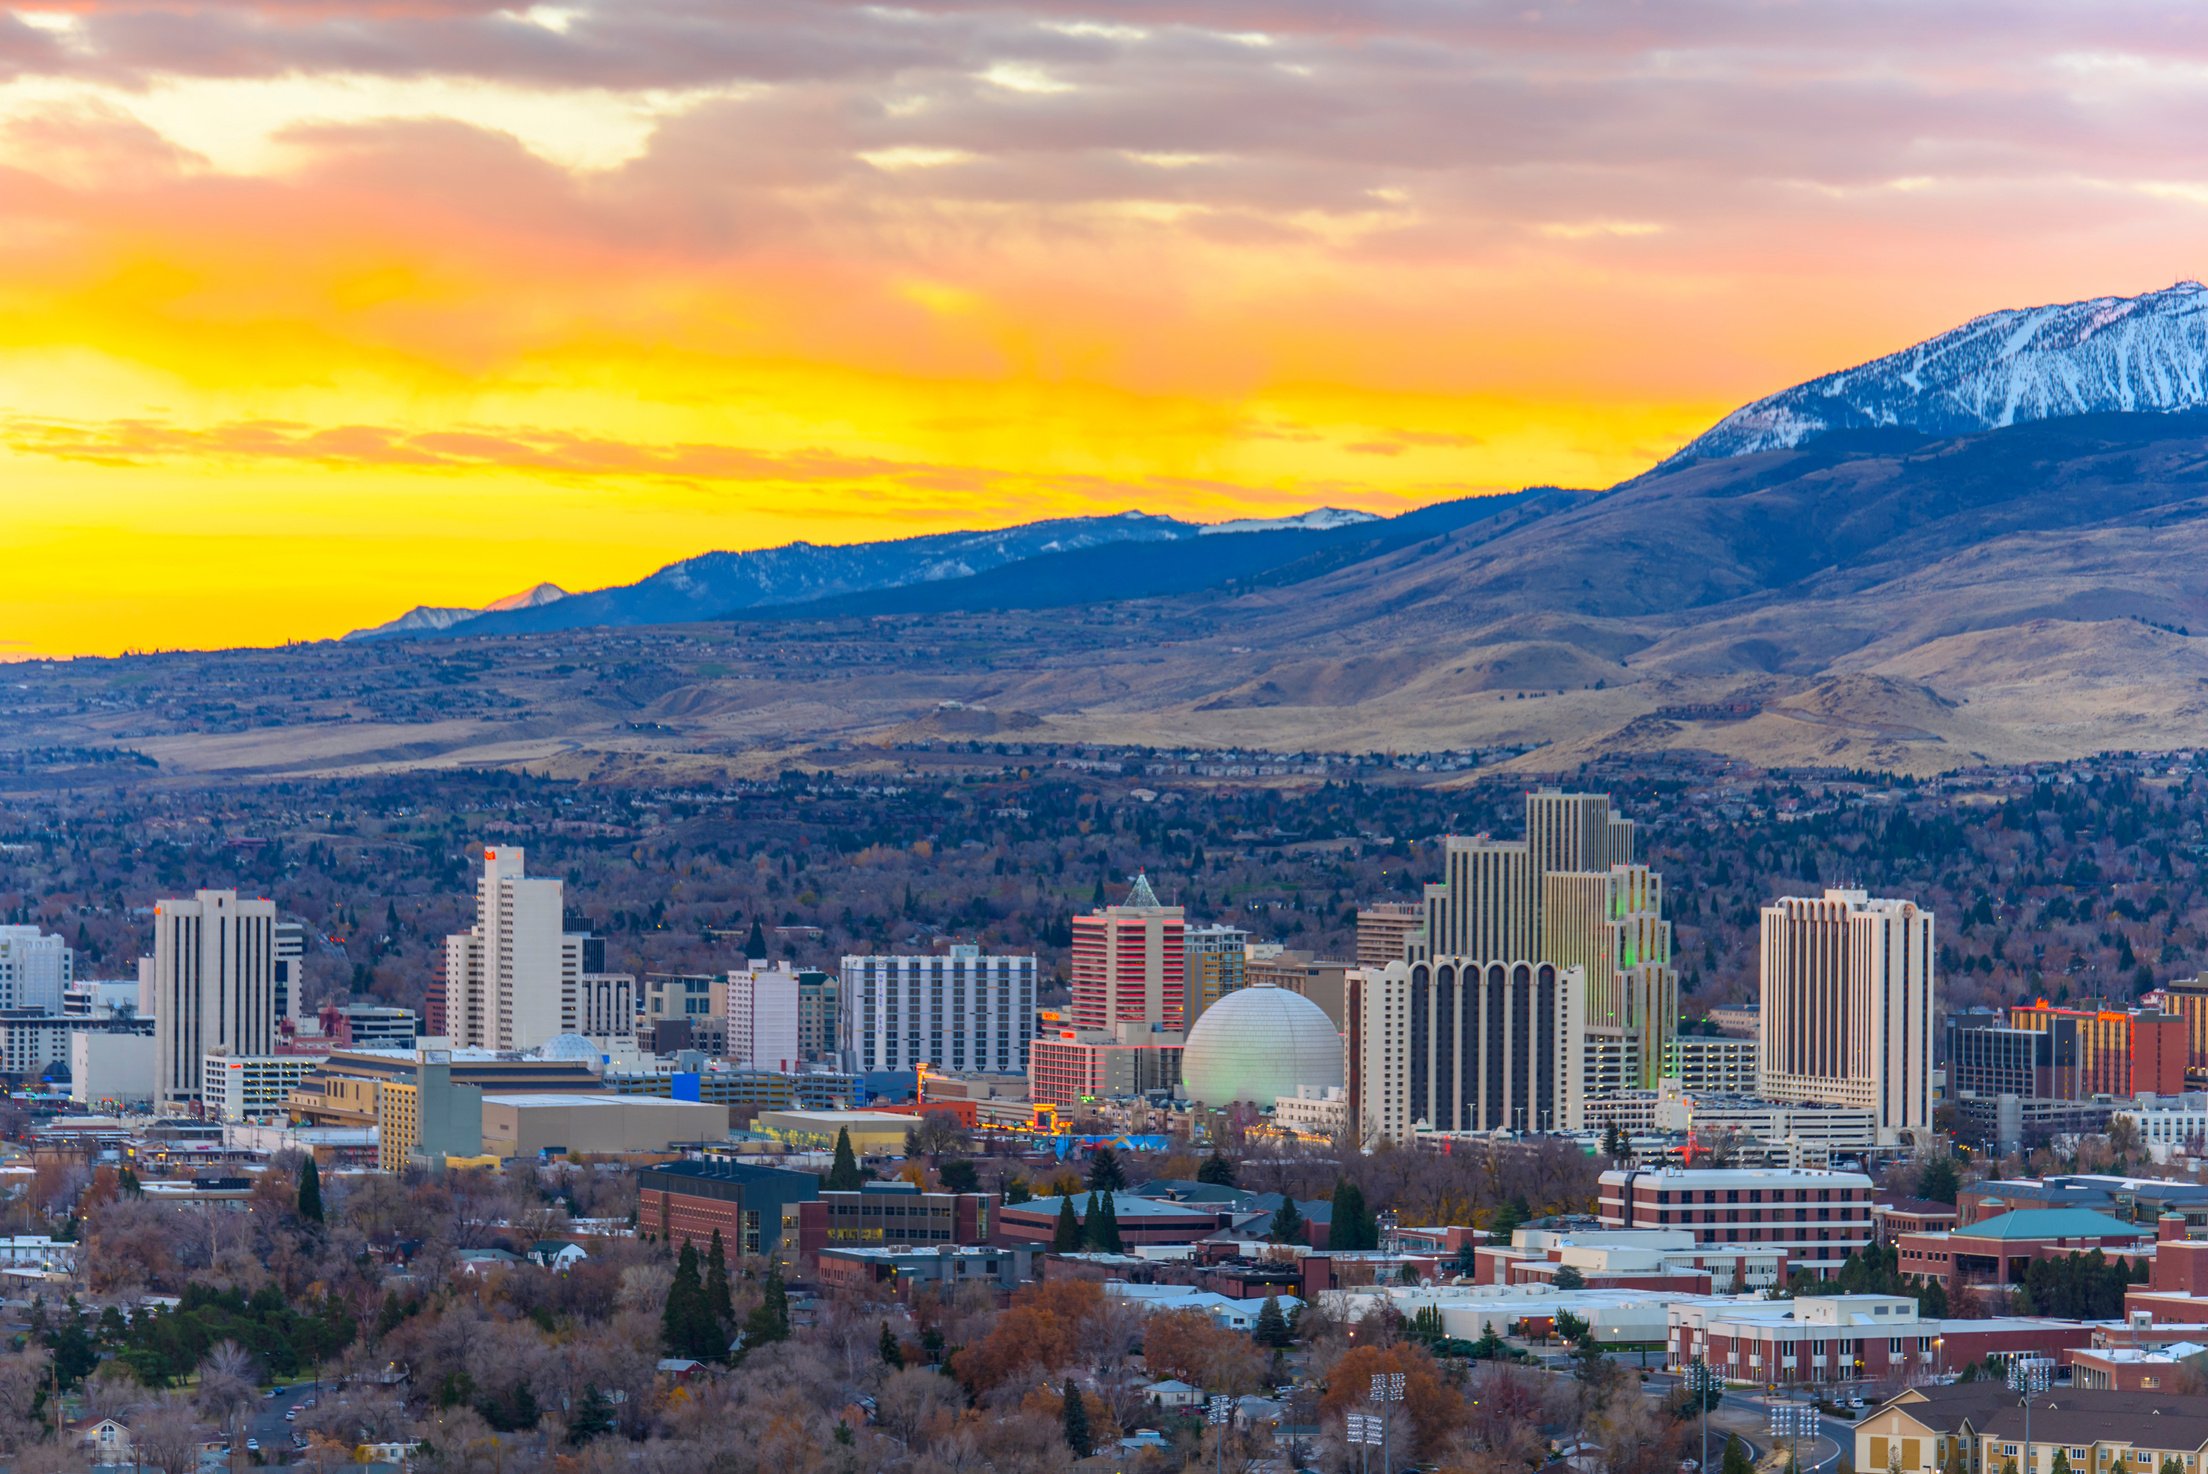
xmin=1053 ymin=1195 xmax=1083 ymax=1253
xmin=827 ymin=1128 xmax=864 ymax=1191
xmin=706 ymin=1229 xmax=734 ymax=1327
xmin=662 ymin=1242 xmax=715 ymax=1360
xmin=879 ymin=1322 xmax=904 ymax=1368
xmin=1330 ymin=1179 xmax=1372 ymax=1250
xmin=1488 ymin=1197 xmax=1526 ymax=1243
xmin=1253 ymin=1294 xmax=1290 ymax=1348
xmin=742 ymin=1266 xmax=790 ymax=1351
xmin=1269 ymin=1196 xmax=1305 ymax=1244
xmin=1197 ymin=1150 xmax=1236 ymax=1187
xmin=1082 ymin=1190 xmax=1109 ymax=1251
xmin=296 ymin=1155 xmax=324 ymax=1225
xmin=1722 ymin=1434 xmax=1754 ymax=1474
xmin=1087 ymin=1146 xmax=1127 ymax=1192
xmin=1095 ymin=1194 xmax=1124 ymax=1254
xmin=1062 ymin=1381 xmax=1093 ymax=1458
xmin=568 ymin=1384 xmax=615 ymax=1444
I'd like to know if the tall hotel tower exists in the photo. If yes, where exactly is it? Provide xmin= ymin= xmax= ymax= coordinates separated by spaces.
xmin=152 ymin=890 xmax=277 ymax=1112
xmin=1759 ymin=888 xmax=1935 ymax=1145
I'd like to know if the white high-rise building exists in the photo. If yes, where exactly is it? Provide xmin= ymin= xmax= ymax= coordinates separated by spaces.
xmin=1759 ymin=888 xmax=1935 ymax=1146
xmin=0 ymin=927 xmax=72 ymax=1013
xmin=444 ymin=848 xmax=627 ymax=1052
xmin=726 ymin=960 xmax=802 ymax=1071
xmin=151 ymin=890 xmax=278 ymax=1112
xmin=1352 ymin=958 xmax=1584 ymax=1144
xmin=273 ymin=920 xmax=306 ymax=1026
xmin=840 ymin=945 xmax=1039 ymax=1075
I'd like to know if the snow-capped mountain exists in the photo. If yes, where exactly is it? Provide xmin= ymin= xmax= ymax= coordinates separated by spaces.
xmin=343 ymin=582 xmax=567 ymax=642
xmin=1200 ymin=507 xmax=1379 ymax=535
xmin=1663 ymin=280 xmax=2208 ymax=467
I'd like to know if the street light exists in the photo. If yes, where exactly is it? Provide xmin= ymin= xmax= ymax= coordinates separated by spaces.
xmin=2008 ymin=1359 xmax=2051 ymax=1474
xmin=1207 ymin=1395 xmax=1232 ymax=1474
xmin=1371 ymin=1371 xmax=1405 ymax=1474
xmin=1770 ymin=1397 xmax=1817 ymax=1473
xmin=1684 ymin=1359 xmax=1721 ymax=1474
xmin=1347 ymin=1411 xmax=1383 ymax=1474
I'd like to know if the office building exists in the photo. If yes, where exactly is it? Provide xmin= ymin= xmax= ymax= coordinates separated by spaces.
xmin=62 ymin=979 xmax=138 ymax=1018
xmin=328 ymin=1004 xmax=418 ymax=1049
xmin=726 ymin=960 xmax=802 ymax=1071
xmin=1350 ymin=959 xmax=1583 ymax=1143
xmin=641 ymin=973 xmax=719 ymax=1029
xmin=2003 ymin=1001 xmax=2185 ymax=1098
xmin=1599 ymin=1166 xmax=1874 ymax=1277
xmin=152 ymin=890 xmax=278 ymax=1112
xmin=792 ymin=1182 xmax=993 ymax=1256
xmin=638 ymin=1158 xmax=819 ymax=1258
xmin=0 ymin=927 xmax=71 ymax=1014
xmin=1070 ymin=873 xmax=1186 ymax=1032
xmin=1355 ymin=903 xmax=1423 ymax=969
xmin=1182 ymin=925 xmax=1248 ymax=1024
xmin=1759 ymin=889 xmax=1935 ymax=1145
xmin=840 ymin=946 xmax=1038 ymax=1075
xmin=443 ymin=848 xmax=631 ymax=1053
xmin=796 ymin=969 xmax=838 ymax=1061
xmin=204 ymin=1049 xmax=329 ymax=1122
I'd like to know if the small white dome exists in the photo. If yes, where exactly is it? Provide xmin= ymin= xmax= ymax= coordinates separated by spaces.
xmin=1180 ymin=985 xmax=1342 ymax=1106
xmin=537 ymin=1033 xmax=602 ymax=1064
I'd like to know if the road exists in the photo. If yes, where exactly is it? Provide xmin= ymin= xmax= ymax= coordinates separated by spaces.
xmin=238 ymin=1384 xmax=317 ymax=1465
xmin=1637 ymin=1368 xmax=1858 ymax=1474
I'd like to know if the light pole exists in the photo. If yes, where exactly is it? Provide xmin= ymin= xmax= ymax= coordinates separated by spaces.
xmin=1207 ymin=1394 xmax=1231 ymax=1474
xmin=1347 ymin=1412 xmax=1382 ymax=1474
xmin=1371 ymin=1370 xmax=1405 ymax=1474
xmin=1770 ymin=1395 xmax=1816 ymax=1474
xmin=2009 ymin=1359 xmax=2051 ymax=1474
xmin=1685 ymin=1359 xmax=1720 ymax=1474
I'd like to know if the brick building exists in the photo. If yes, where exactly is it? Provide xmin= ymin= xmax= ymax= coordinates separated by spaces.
xmin=1669 ymin=1294 xmax=2093 ymax=1388
xmin=792 ymin=1182 xmax=992 ymax=1257
xmin=636 ymin=1159 xmax=818 ymax=1259
xmin=1598 ymin=1167 xmax=1873 ymax=1277
xmin=1896 ymin=1207 xmax=2152 ymax=1294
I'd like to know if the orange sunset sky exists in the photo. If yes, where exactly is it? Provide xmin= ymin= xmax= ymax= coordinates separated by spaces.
xmin=4 ymin=1 xmax=2208 ymax=657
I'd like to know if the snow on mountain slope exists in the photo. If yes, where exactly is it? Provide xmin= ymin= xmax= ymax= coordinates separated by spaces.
xmin=342 ymin=583 xmax=568 ymax=642
xmin=1663 ymin=280 xmax=2208 ymax=467
xmin=1200 ymin=507 xmax=1380 ymax=535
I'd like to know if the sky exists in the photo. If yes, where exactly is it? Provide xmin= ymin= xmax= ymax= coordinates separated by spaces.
xmin=5 ymin=2 xmax=2208 ymax=657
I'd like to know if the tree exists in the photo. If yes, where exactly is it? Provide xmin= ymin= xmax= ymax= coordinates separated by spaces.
xmin=1553 ymin=1264 xmax=1586 ymax=1291
xmin=2052 ymin=1453 xmax=2073 ymax=1474
xmin=296 ymin=1155 xmax=324 ymax=1225
xmin=1269 ymin=1196 xmax=1306 ymax=1244
xmin=827 ymin=1128 xmax=864 ymax=1191
xmin=745 ymin=919 xmax=767 ymax=957
xmin=568 ymin=1384 xmax=614 ymax=1444
xmin=705 ymin=1228 xmax=734 ymax=1327
xmin=661 ymin=1241 xmax=720 ymax=1361
xmin=1602 ymin=1120 xmax=1628 ymax=1162
xmin=1408 ymin=1304 xmax=1446 ymax=1345
xmin=1916 ymin=1156 xmax=1961 ymax=1205
xmin=742 ymin=1266 xmax=790 ymax=1351
xmin=880 ymin=1321 xmax=905 ymax=1368
xmin=1198 ymin=1149 xmax=1236 ymax=1187
xmin=1086 ymin=1191 xmax=1124 ymax=1254
xmin=1053 ymin=1195 xmax=1082 ymax=1253
xmin=1062 ymin=1380 xmax=1093 ymax=1458
xmin=1254 ymin=1294 xmax=1292 ymax=1349
xmin=1331 ymin=1178 xmax=1375 ymax=1251
xmin=1087 ymin=1146 xmax=1127 ymax=1192
xmin=1722 ymin=1434 xmax=1754 ymax=1474
xmin=1453 ymin=1242 xmax=1481 ymax=1279
xmin=939 ymin=1158 xmax=980 ymax=1194
xmin=1488 ymin=1198 xmax=1526 ymax=1244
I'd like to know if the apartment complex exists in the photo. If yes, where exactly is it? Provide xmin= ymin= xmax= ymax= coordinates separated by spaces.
xmin=1599 ymin=1166 xmax=1875 ymax=1277
xmin=1182 ymin=925 xmax=1248 ymax=1024
xmin=840 ymin=946 xmax=1037 ymax=1075
xmin=1760 ymin=889 xmax=1935 ymax=1145
xmin=1354 ymin=903 xmax=1422 ymax=969
xmin=1070 ymin=874 xmax=1185 ymax=1032
xmin=152 ymin=889 xmax=279 ymax=1112
xmin=725 ymin=961 xmax=803 ymax=1071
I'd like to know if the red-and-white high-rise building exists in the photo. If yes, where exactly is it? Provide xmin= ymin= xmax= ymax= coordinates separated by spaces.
xmin=1070 ymin=874 xmax=1186 ymax=1032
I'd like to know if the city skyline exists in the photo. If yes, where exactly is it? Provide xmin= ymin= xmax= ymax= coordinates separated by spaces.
xmin=10 ymin=2 xmax=2208 ymax=656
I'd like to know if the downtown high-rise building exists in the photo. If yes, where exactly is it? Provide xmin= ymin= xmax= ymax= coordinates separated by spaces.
xmin=1070 ymin=873 xmax=1186 ymax=1032
xmin=1182 ymin=924 xmax=1248 ymax=1025
xmin=840 ymin=945 xmax=1039 ymax=1075
xmin=1543 ymin=863 xmax=1677 ymax=1092
xmin=1351 ymin=959 xmax=1583 ymax=1142
xmin=151 ymin=890 xmax=277 ymax=1111
xmin=1758 ymin=888 xmax=1935 ymax=1145
xmin=0 ymin=926 xmax=72 ymax=1013
xmin=444 ymin=847 xmax=632 ymax=1052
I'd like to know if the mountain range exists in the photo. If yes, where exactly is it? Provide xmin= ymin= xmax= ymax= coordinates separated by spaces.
xmin=27 ymin=279 xmax=2208 ymax=781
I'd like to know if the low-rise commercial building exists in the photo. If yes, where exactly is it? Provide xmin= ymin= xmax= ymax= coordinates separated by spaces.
xmin=1896 ymin=1208 xmax=2151 ymax=1294
xmin=203 ymin=1049 xmax=330 ymax=1121
xmin=1027 ymin=1024 xmax=1185 ymax=1109
xmin=752 ymin=1109 xmax=919 ymax=1154
xmin=996 ymin=1193 xmax=1236 ymax=1248
xmin=793 ymin=1182 xmax=992 ymax=1256
xmin=1599 ymin=1167 xmax=1874 ymax=1277
xmin=1476 ymin=1226 xmax=1787 ymax=1293
xmin=816 ymin=1244 xmax=1039 ymax=1294
xmin=637 ymin=1158 xmax=819 ymax=1259
xmin=479 ymin=1093 xmax=727 ymax=1158
xmin=1670 ymin=1295 xmax=2093 ymax=1387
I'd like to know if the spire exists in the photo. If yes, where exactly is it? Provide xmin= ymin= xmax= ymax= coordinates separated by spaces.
xmin=1123 ymin=871 xmax=1163 ymax=909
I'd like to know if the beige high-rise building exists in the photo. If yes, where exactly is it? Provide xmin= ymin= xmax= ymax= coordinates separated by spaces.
xmin=1350 ymin=958 xmax=1583 ymax=1143
xmin=1355 ymin=903 xmax=1424 ymax=969
xmin=1416 ymin=789 xmax=1635 ymax=967
xmin=1182 ymin=924 xmax=1248 ymax=1024
xmin=152 ymin=889 xmax=277 ymax=1112
xmin=445 ymin=848 xmax=630 ymax=1052
xmin=1544 ymin=864 xmax=1677 ymax=1091
xmin=1759 ymin=888 xmax=1935 ymax=1145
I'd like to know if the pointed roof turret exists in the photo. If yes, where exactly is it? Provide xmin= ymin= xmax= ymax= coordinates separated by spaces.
xmin=1124 ymin=871 xmax=1163 ymax=909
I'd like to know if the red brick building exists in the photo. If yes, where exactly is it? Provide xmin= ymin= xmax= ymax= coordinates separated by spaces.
xmin=793 ymin=1184 xmax=991 ymax=1257
xmin=1599 ymin=1167 xmax=1874 ymax=1277
xmin=1897 ymin=1207 xmax=2151 ymax=1294
xmin=995 ymin=1192 xmax=1232 ymax=1247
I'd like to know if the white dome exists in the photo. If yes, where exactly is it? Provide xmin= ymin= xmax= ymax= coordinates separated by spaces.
xmin=537 ymin=1033 xmax=602 ymax=1064
xmin=1180 ymin=984 xmax=1343 ymax=1106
